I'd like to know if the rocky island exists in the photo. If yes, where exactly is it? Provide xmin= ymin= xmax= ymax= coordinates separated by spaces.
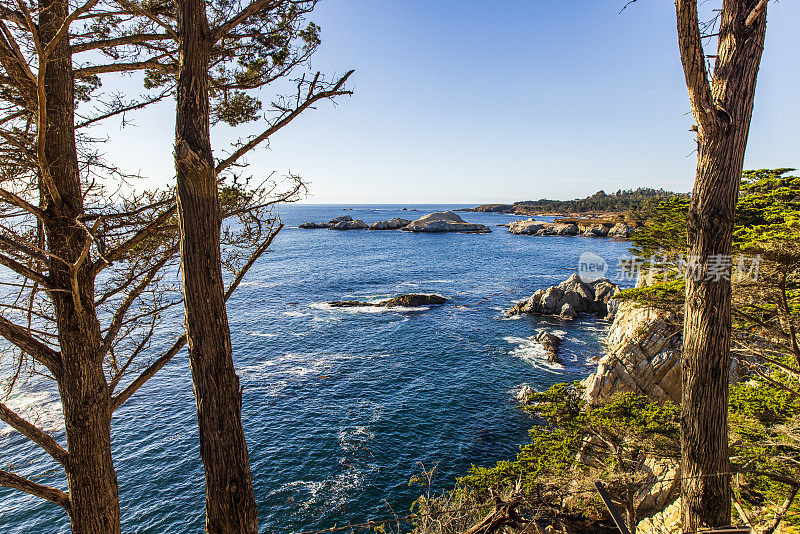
xmin=507 ymin=273 xmax=620 ymax=320
xmin=327 ymin=293 xmax=448 ymax=308
xmin=299 ymin=211 xmax=490 ymax=234
xmin=507 ymin=218 xmax=632 ymax=238
xmin=401 ymin=212 xmax=490 ymax=233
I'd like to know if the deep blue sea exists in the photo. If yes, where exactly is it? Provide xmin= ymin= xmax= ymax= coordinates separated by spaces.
xmin=0 ymin=205 xmax=633 ymax=533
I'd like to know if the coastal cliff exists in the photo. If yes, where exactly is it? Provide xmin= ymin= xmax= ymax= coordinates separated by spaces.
xmin=581 ymin=300 xmax=682 ymax=406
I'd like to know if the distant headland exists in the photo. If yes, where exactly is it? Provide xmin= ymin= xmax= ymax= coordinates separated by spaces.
xmin=459 ymin=188 xmax=687 ymax=220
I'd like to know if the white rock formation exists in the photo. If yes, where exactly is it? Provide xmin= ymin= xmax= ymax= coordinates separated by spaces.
xmin=402 ymin=212 xmax=490 ymax=233
xmin=607 ymin=222 xmax=632 ymax=238
xmin=370 ymin=218 xmax=411 ymax=230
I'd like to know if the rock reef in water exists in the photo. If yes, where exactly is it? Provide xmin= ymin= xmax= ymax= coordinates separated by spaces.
xmin=369 ymin=218 xmax=411 ymax=230
xmin=506 ymin=274 xmax=620 ymax=320
xmin=299 ymin=215 xmax=369 ymax=230
xmin=402 ymin=212 xmax=491 ymax=233
xmin=536 ymin=330 xmax=563 ymax=364
xmin=299 ymin=212 xmax=489 ymax=233
xmin=508 ymin=218 xmax=632 ymax=238
xmin=509 ymin=220 xmax=579 ymax=236
xmin=327 ymin=293 xmax=448 ymax=308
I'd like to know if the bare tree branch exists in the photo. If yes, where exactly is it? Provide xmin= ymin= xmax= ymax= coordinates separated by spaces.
xmin=212 ymin=0 xmax=278 ymax=43
xmin=745 ymin=0 xmax=769 ymax=27
xmin=71 ymin=32 xmax=172 ymax=53
xmin=215 ymin=70 xmax=353 ymax=175
xmin=0 ymin=187 xmax=47 ymax=221
xmin=0 ymin=314 xmax=60 ymax=372
xmin=0 ymin=252 xmax=52 ymax=288
xmin=110 ymin=332 xmax=185 ymax=410
xmin=95 ymin=204 xmax=176 ymax=273
xmin=113 ymin=0 xmax=178 ymax=40
xmin=0 ymin=400 xmax=68 ymax=466
xmin=112 ymin=222 xmax=284 ymax=411
xmin=101 ymin=244 xmax=177 ymax=356
xmin=675 ymin=0 xmax=715 ymax=135
xmin=73 ymin=58 xmax=174 ymax=78
xmin=43 ymin=0 xmax=104 ymax=58
xmin=76 ymin=88 xmax=172 ymax=129
xmin=0 ymin=470 xmax=70 ymax=510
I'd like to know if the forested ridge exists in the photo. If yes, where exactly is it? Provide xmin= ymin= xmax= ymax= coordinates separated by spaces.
xmin=466 ymin=188 xmax=687 ymax=217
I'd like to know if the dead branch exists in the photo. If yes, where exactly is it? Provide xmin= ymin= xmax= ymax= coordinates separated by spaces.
xmin=212 ymin=0 xmax=278 ymax=43
xmin=0 ymin=400 xmax=68 ymax=466
xmin=215 ymin=70 xmax=354 ymax=175
xmin=0 ymin=470 xmax=70 ymax=510
xmin=0 ymin=314 xmax=60 ymax=372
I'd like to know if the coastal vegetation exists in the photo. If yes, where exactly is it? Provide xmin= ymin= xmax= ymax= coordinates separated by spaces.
xmin=0 ymin=0 xmax=349 ymax=532
xmin=466 ymin=188 xmax=686 ymax=220
xmin=411 ymin=168 xmax=800 ymax=534
xmin=0 ymin=0 xmax=788 ymax=531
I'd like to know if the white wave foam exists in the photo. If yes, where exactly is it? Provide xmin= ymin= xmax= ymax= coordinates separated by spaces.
xmin=282 ymin=310 xmax=309 ymax=318
xmin=246 ymin=331 xmax=276 ymax=338
xmin=239 ymin=352 xmax=375 ymax=396
xmin=338 ymin=425 xmax=375 ymax=452
xmin=0 ymin=385 xmax=64 ymax=438
xmin=503 ymin=336 xmax=564 ymax=371
xmin=269 ymin=457 xmax=376 ymax=513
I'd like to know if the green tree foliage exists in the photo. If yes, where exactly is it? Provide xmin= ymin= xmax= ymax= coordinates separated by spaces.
xmin=474 ymin=188 xmax=686 ymax=217
xmin=413 ymin=170 xmax=800 ymax=534
xmin=515 ymin=188 xmax=687 ymax=215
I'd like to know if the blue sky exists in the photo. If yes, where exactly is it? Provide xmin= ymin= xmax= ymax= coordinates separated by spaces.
xmin=95 ymin=0 xmax=800 ymax=204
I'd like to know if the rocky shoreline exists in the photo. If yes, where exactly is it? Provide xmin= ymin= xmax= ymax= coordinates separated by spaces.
xmin=300 ymin=210 xmax=634 ymax=239
xmin=506 ymin=218 xmax=632 ymax=238
xmin=512 ymin=275 xmax=684 ymax=533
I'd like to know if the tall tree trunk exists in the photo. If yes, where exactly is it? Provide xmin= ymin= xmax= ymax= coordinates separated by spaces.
xmin=174 ymin=1 xmax=258 ymax=532
xmin=38 ymin=0 xmax=122 ymax=531
xmin=676 ymin=1 xmax=767 ymax=531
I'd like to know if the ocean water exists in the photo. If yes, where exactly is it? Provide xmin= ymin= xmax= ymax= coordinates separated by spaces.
xmin=0 ymin=205 xmax=633 ymax=533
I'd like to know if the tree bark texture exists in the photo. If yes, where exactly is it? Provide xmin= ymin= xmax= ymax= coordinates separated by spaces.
xmin=38 ymin=0 xmax=122 ymax=531
xmin=676 ymin=1 xmax=767 ymax=531
xmin=174 ymin=0 xmax=258 ymax=532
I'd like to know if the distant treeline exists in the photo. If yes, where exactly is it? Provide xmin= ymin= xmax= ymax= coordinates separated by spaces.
xmin=466 ymin=188 xmax=688 ymax=216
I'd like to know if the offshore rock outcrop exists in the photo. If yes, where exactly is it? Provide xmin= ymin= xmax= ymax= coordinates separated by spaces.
xmin=509 ymin=219 xmax=579 ymax=236
xmin=327 ymin=293 xmax=448 ymax=308
xmin=370 ymin=218 xmax=411 ymax=230
xmin=536 ymin=330 xmax=563 ymax=364
xmin=402 ymin=212 xmax=491 ymax=233
xmin=508 ymin=219 xmax=632 ymax=238
xmin=300 ymin=212 xmax=490 ymax=233
xmin=299 ymin=215 xmax=369 ymax=230
xmin=507 ymin=274 xmax=621 ymax=320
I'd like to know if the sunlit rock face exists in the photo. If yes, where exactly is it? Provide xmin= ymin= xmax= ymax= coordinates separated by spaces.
xmin=582 ymin=301 xmax=682 ymax=406
xmin=506 ymin=274 xmax=621 ymax=321
xmin=402 ymin=212 xmax=491 ymax=233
